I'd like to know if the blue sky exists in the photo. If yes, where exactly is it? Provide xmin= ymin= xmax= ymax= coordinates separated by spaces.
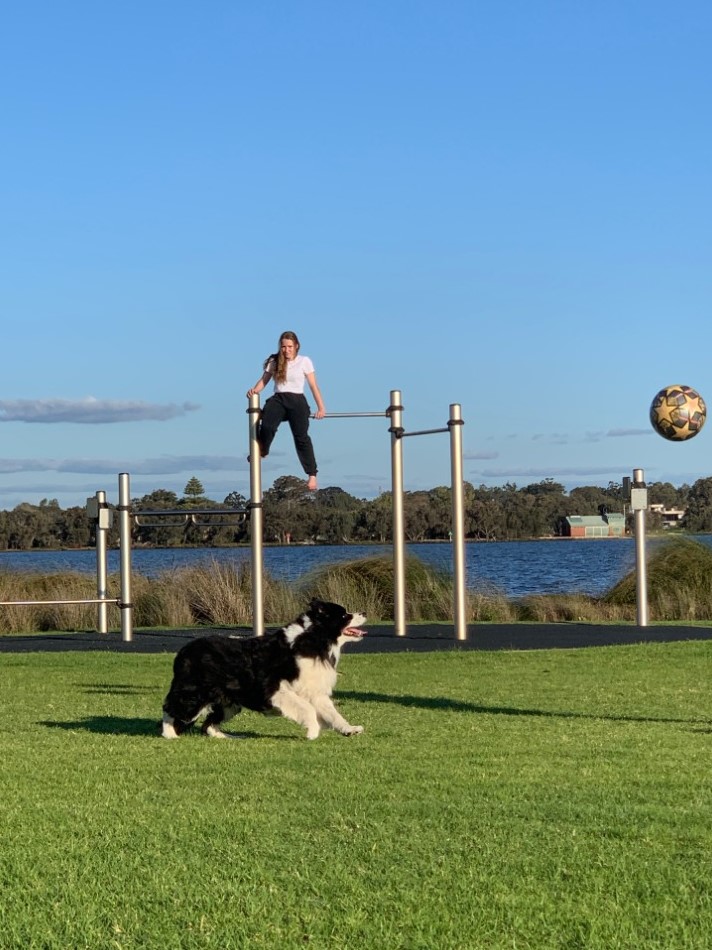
xmin=2 ymin=1 xmax=711 ymax=508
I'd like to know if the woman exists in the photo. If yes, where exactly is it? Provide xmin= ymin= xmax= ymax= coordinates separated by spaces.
xmin=247 ymin=331 xmax=325 ymax=491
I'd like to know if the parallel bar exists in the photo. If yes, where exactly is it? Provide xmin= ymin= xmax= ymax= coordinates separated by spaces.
xmin=389 ymin=389 xmax=407 ymax=637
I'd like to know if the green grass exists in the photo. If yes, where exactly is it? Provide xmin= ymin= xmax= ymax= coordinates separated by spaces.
xmin=2 ymin=643 xmax=712 ymax=949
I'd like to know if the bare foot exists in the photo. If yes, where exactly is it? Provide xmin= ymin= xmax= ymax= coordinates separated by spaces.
xmin=307 ymin=475 xmax=318 ymax=491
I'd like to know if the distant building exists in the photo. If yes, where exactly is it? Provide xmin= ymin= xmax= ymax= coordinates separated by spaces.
xmin=648 ymin=504 xmax=686 ymax=528
xmin=562 ymin=513 xmax=626 ymax=538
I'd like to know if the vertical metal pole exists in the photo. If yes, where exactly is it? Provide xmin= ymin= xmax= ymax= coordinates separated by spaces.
xmin=449 ymin=404 xmax=467 ymax=640
xmin=95 ymin=490 xmax=109 ymax=634
xmin=389 ymin=390 xmax=406 ymax=636
xmin=118 ymin=473 xmax=133 ymax=642
xmin=633 ymin=468 xmax=649 ymax=627
xmin=248 ymin=394 xmax=265 ymax=636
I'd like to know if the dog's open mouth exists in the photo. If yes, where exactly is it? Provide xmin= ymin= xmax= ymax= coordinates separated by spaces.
xmin=343 ymin=626 xmax=366 ymax=638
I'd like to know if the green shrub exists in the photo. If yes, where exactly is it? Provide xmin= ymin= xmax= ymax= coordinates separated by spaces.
xmin=605 ymin=538 xmax=712 ymax=621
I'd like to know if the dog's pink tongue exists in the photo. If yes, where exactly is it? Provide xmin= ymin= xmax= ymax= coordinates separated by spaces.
xmin=345 ymin=626 xmax=366 ymax=637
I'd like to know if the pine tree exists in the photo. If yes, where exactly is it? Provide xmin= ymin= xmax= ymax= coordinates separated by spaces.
xmin=183 ymin=476 xmax=205 ymax=499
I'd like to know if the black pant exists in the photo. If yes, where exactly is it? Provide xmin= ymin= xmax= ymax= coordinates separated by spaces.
xmin=258 ymin=393 xmax=318 ymax=476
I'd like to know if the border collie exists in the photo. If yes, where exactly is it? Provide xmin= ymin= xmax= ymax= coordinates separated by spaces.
xmin=161 ymin=600 xmax=366 ymax=740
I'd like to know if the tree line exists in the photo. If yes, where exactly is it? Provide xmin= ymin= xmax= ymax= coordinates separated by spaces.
xmin=0 ymin=475 xmax=710 ymax=551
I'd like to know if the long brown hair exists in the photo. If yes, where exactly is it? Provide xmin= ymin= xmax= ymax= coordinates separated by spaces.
xmin=264 ymin=331 xmax=300 ymax=384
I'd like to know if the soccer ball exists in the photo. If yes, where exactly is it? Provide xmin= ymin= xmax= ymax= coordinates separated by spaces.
xmin=650 ymin=384 xmax=707 ymax=441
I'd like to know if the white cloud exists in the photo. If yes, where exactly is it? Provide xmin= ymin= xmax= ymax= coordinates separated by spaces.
xmin=463 ymin=451 xmax=498 ymax=461
xmin=0 ymin=455 xmax=245 ymax=475
xmin=606 ymin=428 xmax=652 ymax=438
xmin=0 ymin=397 xmax=200 ymax=423
xmin=471 ymin=466 xmax=628 ymax=479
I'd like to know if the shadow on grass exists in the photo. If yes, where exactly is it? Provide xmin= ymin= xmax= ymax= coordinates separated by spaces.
xmin=41 ymin=716 xmax=162 ymax=736
xmin=78 ymin=683 xmax=159 ymax=696
xmin=39 ymin=716 xmax=294 ymax=739
xmin=339 ymin=690 xmax=709 ymax=726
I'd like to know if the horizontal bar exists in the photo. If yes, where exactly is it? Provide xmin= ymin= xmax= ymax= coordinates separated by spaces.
xmin=133 ymin=508 xmax=247 ymax=528
xmin=189 ymin=516 xmax=247 ymax=526
xmin=133 ymin=519 xmax=187 ymax=528
xmin=0 ymin=598 xmax=120 ymax=607
xmin=311 ymin=411 xmax=389 ymax=419
xmin=133 ymin=508 xmax=246 ymax=517
xmin=400 ymin=427 xmax=449 ymax=438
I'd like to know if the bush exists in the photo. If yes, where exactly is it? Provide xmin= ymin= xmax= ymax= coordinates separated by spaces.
xmin=299 ymin=554 xmax=457 ymax=622
xmin=604 ymin=537 xmax=712 ymax=621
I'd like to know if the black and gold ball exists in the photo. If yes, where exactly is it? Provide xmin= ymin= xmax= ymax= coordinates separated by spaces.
xmin=650 ymin=385 xmax=707 ymax=441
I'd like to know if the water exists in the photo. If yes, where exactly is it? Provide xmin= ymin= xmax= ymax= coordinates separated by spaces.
xmin=0 ymin=537 xmax=687 ymax=598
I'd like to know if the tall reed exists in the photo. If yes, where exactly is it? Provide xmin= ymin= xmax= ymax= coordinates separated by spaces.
xmin=2 ymin=538 xmax=711 ymax=633
xmin=0 ymin=571 xmax=99 ymax=633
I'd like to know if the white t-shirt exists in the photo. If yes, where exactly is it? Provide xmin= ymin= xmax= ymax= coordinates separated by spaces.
xmin=266 ymin=355 xmax=315 ymax=394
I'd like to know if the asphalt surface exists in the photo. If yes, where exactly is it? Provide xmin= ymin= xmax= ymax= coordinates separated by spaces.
xmin=1 ymin=623 xmax=712 ymax=654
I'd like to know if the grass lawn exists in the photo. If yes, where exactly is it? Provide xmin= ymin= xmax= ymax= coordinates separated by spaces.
xmin=1 ymin=641 xmax=711 ymax=949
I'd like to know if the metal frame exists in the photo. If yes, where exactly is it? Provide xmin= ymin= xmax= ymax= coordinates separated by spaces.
xmin=85 ymin=390 xmax=466 ymax=643
xmin=0 ymin=488 xmax=119 ymax=632
xmin=249 ymin=388 xmax=467 ymax=639
xmin=115 ymin=472 xmax=247 ymax=642
xmin=247 ymin=394 xmax=394 ymax=637
xmin=389 ymin=391 xmax=467 ymax=640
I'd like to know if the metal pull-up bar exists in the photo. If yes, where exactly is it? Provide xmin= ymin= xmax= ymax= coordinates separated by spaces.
xmin=387 ymin=391 xmax=466 ymax=640
xmin=247 ymin=389 xmax=467 ymax=641
xmin=397 ymin=426 xmax=449 ymax=438
xmin=313 ymin=411 xmax=390 ymax=419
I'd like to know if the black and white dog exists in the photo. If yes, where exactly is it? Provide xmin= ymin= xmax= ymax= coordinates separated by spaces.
xmin=161 ymin=600 xmax=366 ymax=740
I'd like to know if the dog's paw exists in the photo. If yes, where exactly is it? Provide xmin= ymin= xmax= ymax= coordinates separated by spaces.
xmin=161 ymin=721 xmax=180 ymax=740
xmin=204 ymin=725 xmax=240 ymax=739
xmin=342 ymin=725 xmax=364 ymax=736
xmin=306 ymin=728 xmax=321 ymax=740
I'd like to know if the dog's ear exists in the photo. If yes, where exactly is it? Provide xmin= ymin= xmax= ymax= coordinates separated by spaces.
xmin=309 ymin=599 xmax=326 ymax=614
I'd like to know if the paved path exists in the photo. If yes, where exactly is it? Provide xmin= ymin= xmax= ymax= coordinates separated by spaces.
xmin=1 ymin=624 xmax=711 ymax=654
